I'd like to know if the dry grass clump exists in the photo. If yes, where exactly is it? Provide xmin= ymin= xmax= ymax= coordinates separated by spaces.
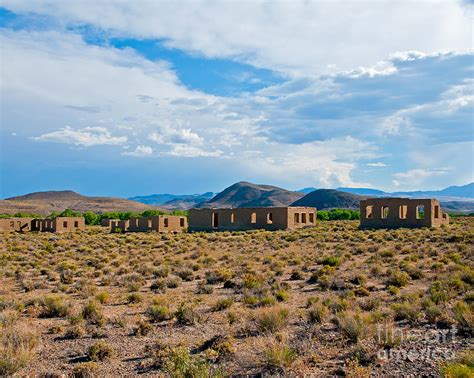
xmin=260 ymin=339 xmax=297 ymax=373
xmin=0 ymin=323 xmax=38 ymax=375
xmin=86 ymin=341 xmax=116 ymax=361
xmin=251 ymin=306 xmax=290 ymax=334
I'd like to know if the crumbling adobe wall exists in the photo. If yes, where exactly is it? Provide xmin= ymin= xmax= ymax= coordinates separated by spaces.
xmin=360 ymin=198 xmax=449 ymax=229
xmin=113 ymin=216 xmax=187 ymax=233
xmin=53 ymin=217 xmax=85 ymax=233
xmin=188 ymin=207 xmax=316 ymax=232
xmin=0 ymin=218 xmax=34 ymax=232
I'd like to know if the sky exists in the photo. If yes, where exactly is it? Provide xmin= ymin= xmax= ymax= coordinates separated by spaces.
xmin=0 ymin=0 xmax=473 ymax=198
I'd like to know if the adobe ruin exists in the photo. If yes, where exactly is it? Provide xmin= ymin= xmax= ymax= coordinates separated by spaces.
xmin=0 ymin=217 xmax=85 ymax=233
xmin=111 ymin=215 xmax=187 ymax=233
xmin=0 ymin=218 xmax=34 ymax=232
xmin=360 ymin=198 xmax=449 ymax=229
xmin=188 ymin=207 xmax=317 ymax=232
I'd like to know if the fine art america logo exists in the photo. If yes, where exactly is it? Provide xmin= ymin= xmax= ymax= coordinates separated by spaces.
xmin=376 ymin=324 xmax=458 ymax=362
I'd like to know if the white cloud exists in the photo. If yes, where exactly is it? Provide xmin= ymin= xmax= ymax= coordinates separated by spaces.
xmin=33 ymin=126 xmax=127 ymax=146
xmin=367 ymin=162 xmax=388 ymax=167
xmin=2 ymin=0 xmax=472 ymax=76
xmin=122 ymin=145 xmax=153 ymax=157
xmin=239 ymin=137 xmax=377 ymax=188
xmin=392 ymin=168 xmax=450 ymax=188
xmin=163 ymin=144 xmax=223 ymax=158
xmin=149 ymin=128 xmax=204 ymax=146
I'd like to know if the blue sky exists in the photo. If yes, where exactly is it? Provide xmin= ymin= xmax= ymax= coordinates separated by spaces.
xmin=0 ymin=1 xmax=473 ymax=198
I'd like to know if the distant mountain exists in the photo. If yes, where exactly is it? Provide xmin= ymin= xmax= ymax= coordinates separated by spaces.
xmin=129 ymin=193 xmax=179 ymax=205
xmin=292 ymin=189 xmax=363 ymax=210
xmin=392 ymin=183 xmax=474 ymax=198
xmin=337 ymin=182 xmax=474 ymax=199
xmin=130 ymin=192 xmax=214 ymax=207
xmin=161 ymin=192 xmax=215 ymax=210
xmin=198 ymin=181 xmax=304 ymax=209
xmin=336 ymin=187 xmax=386 ymax=196
xmin=297 ymin=187 xmax=317 ymax=194
xmin=2 ymin=190 xmax=159 ymax=215
xmin=439 ymin=201 xmax=474 ymax=213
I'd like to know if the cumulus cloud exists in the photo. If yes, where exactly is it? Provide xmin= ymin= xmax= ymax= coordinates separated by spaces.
xmin=122 ymin=145 xmax=153 ymax=157
xmin=33 ymin=126 xmax=127 ymax=146
xmin=2 ymin=0 xmax=472 ymax=76
xmin=149 ymin=128 xmax=204 ymax=146
xmin=392 ymin=168 xmax=450 ymax=188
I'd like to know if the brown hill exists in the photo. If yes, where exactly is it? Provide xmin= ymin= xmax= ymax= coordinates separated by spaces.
xmin=291 ymin=189 xmax=363 ymax=209
xmin=197 ymin=181 xmax=304 ymax=209
xmin=2 ymin=190 xmax=159 ymax=215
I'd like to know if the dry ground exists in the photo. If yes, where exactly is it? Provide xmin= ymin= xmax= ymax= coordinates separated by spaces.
xmin=0 ymin=219 xmax=473 ymax=377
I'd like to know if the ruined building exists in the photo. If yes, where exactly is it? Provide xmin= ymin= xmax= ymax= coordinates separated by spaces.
xmin=111 ymin=215 xmax=187 ymax=233
xmin=188 ymin=207 xmax=317 ymax=232
xmin=0 ymin=218 xmax=34 ymax=232
xmin=360 ymin=198 xmax=449 ymax=229
xmin=0 ymin=217 xmax=85 ymax=232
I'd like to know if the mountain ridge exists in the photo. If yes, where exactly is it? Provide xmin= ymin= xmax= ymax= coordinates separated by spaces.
xmin=2 ymin=190 xmax=160 ymax=215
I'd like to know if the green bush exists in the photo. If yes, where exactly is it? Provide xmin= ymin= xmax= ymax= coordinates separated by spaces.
xmin=86 ymin=341 xmax=115 ymax=361
xmin=146 ymin=305 xmax=172 ymax=322
xmin=39 ymin=295 xmax=70 ymax=318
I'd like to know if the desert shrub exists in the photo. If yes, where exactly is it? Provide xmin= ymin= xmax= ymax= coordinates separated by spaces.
xmin=306 ymin=296 xmax=319 ymax=308
xmin=386 ymin=270 xmax=411 ymax=288
xmin=39 ymin=295 xmax=70 ymax=318
xmin=64 ymin=325 xmax=86 ymax=339
xmin=206 ymin=268 xmax=232 ymax=284
xmin=242 ymin=273 xmax=265 ymax=289
xmin=261 ymin=340 xmax=296 ymax=372
xmin=441 ymin=363 xmax=473 ymax=378
xmin=307 ymin=304 xmax=328 ymax=324
xmin=452 ymin=301 xmax=473 ymax=334
xmin=252 ymin=306 xmax=290 ymax=334
xmin=350 ymin=274 xmax=367 ymax=286
xmin=335 ymin=311 xmax=372 ymax=342
xmin=375 ymin=323 xmax=402 ymax=349
xmin=274 ymin=289 xmax=288 ymax=302
xmin=161 ymin=347 xmax=219 ymax=377
xmin=81 ymin=301 xmax=105 ymax=325
xmin=72 ymin=362 xmax=99 ymax=378
xmin=196 ymin=282 xmax=214 ymax=294
xmin=392 ymin=302 xmax=420 ymax=324
xmin=321 ymin=256 xmax=341 ymax=267
xmin=166 ymin=278 xmax=180 ymax=289
xmin=0 ymin=324 xmax=38 ymax=375
xmin=153 ymin=266 xmax=170 ymax=278
xmin=424 ymin=304 xmax=443 ymax=324
xmin=380 ymin=249 xmax=395 ymax=258
xmin=146 ymin=305 xmax=172 ymax=322
xmin=359 ymin=297 xmax=380 ymax=311
xmin=126 ymin=293 xmax=143 ymax=304
xmin=175 ymin=268 xmax=194 ymax=281
xmin=289 ymin=269 xmax=305 ymax=280
xmin=133 ymin=320 xmax=153 ymax=336
xmin=150 ymin=279 xmax=167 ymax=293
xmin=95 ymin=292 xmax=110 ymax=304
xmin=175 ymin=303 xmax=200 ymax=325
xmin=214 ymin=298 xmax=234 ymax=311
xmin=441 ymin=351 xmax=474 ymax=377
xmin=86 ymin=341 xmax=115 ymax=361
